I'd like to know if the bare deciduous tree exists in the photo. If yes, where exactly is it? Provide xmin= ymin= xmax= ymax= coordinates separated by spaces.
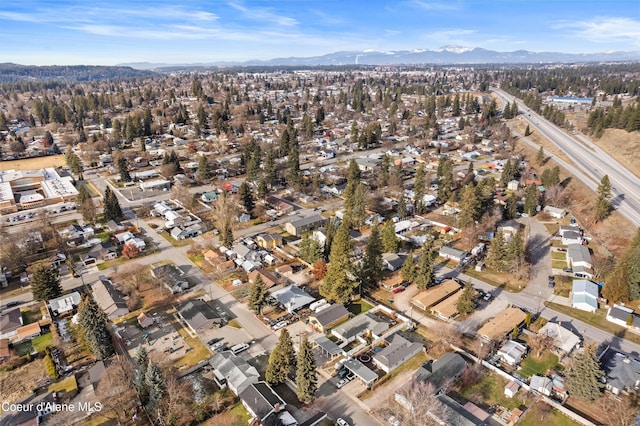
xmin=393 ymin=380 xmax=450 ymax=426
xmin=97 ymin=355 xmax=138 ymax=425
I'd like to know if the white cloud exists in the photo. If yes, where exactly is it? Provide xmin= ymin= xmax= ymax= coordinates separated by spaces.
xmin=554 ymin=17 xmax=640 ymax=46
xmin=228 ymin=2 xmax=298 ymax=27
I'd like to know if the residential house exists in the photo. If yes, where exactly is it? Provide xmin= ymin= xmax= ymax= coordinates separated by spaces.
xmin=314 ymin=335 xmax=343 ymax=359
xmin=115 ymin=231 xmax=146 ymax=250
xmin=537 ymin=322 xmax=581 ymax=356
xmin=137 ymin=312 xmax=154 ymax=328
xmin=170 ymin=224 xmax=202 ymax=240
xmin=530 ymin=375 xmax=553 ymax=396
xmin=477 ymin=307 xmax=527 ymax=341
xmin=411 ymin=279 xmax=461 ymax=311
xmin=507 ymin=180 xmax=519 ymax=191
xmin=238 ymin=382 xmax=286 ymax=424
xmin=150 ymin=264 xmax=189 ymax=294
xmin=559 ymin=225 xmax=580 ymax=237
xmin=0 ymin=308 xmax=22 ymax=340
xmin=284 ymin=214 xmax=326 ymax=236
xmin=332 ymin=312 xmax=389 ymax=344
xmin=601 ymin=348 xmax=640 ymax=395
xmin=176 ymin=299 xmax=223 ymax=334
xmin=308 ymin=304 xmax=350 ymax=333
xmin=248 ymin=269 xmax=279 ymax=289
xmin=382 ymin=253 xmax=405 ymax=271
xmin=372 ymin=334 xmax=423 ymax=373
xmin=271 ymin=285 xmax=316 ymax=313
xmin=497 ymin=340 xmax=527 ymax=366
xmin=566 ymin=244 xmax=593 ymax=278
xmin=48 ymin=291 xmax=81 ymax=317
xmin=87 ymin=242 xmax=118 ymax=263
xmin=256 ymin=233 xmax=282 ymax=250
xmin=92 ymin=276 xmax=129 ymax=320
xmin=412 ymin=352 xmax=467 ymax=393
xmin=431 ymin=291 xmax=464 ymax=320
xmin=356 ymin=158 xmax=380 ymax=172
xmin=88 ymin=360 xmax=107 ymax=392
xmin=606 ymin=304 xmax=636 ymax=328
xmin=105 ymin=220 xmax=125 ymax=233
xmin=438 ymin=246 xmax=468 ymax=263
xmin=497 ymin=220 xmax=521 ymax=238
xmin=210 ymin=350 xmax=260 ymax=395
xmin=543 ymin=206 xmax=566 ymax=219
xmin=0 ymin=338 xmax=12 ymax=362
xmin=201 ymin=190 xmax=219 ymax=202
xmin=17 ymin=322 xmax=41 ymax=341
xmin=562 ymin=231 xmax=583 ymax=246
xmin=571 ymin=280 xmax=598 ymax=313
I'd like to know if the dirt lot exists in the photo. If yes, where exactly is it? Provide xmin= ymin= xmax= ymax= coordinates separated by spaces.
xmin=0 ymin=358 xmax=49 ymax=403
xmin=0 ymin=155 xmax=66 ymax=171
xmin=588 ymin=128 xmax=640 ymax=179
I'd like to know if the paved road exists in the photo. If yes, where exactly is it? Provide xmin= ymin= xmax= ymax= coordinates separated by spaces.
xmin=493 ymin=88 xmax=640 ymax=227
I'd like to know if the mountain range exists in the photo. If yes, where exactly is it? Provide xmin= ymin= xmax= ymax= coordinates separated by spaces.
xmin=119 ymin=46 xmax=640 ymax=70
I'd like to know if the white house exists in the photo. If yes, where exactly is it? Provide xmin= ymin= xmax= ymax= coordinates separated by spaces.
xmin=543 ymin=206 xmax=566 ymax=219
xmin=497 ymin=340 xmax=527 ymax=366
xmin=571 ymin=279 xmax=599 ymax=312
xmin=530 ymin=375 xmax=553 ymax=396
xmin=438 ymin=246 xmax=467 ymax=263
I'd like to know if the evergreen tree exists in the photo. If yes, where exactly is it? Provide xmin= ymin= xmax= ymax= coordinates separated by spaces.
xmin=298 ymin=234 xmax=323 ymax=264
xmin=320 ymin=222 xmax=356 ymax=303
xmin=486 ymin=231 xmax=508 ymax=272
xmin=31 ymin=265 xmax=62 ymax=301
xmin=103 ymin=186 xmax=123 ymax=222
xmin=257 ymin=179 xmax=268 ymax=200
xmin=288 ymin=143 xmax=302 ymax=189
xmin=413 ymin=164 xmax=426 ymax=213
xmin=458 ymin=184 xmax=480 ymax=229
xmin=323 ymin=218 xmax=338 ymax=259
xmin=505 ymin=194 xmax=518 ymax=220
xmin=595 ymin=175 xmax=612 ymax=221
xmin=295 ymin=338 xmax=317 ymax=404
xmin=415 ymin=242 xmax=436 ymax=290
xmin=456 ymin=281 xmax=476 ymax=315
xmin=248 ymin=275 xmax=267 ymax=314
xmin=359 ymin=224 xmax=383 ymax=289
xmin=381 ymin=220 xmax=399 ymax=253
xmin=400 ymin=251 xmax=417 ymax=283
xmin=266 ymin=329 xmax=296 ymax=385
xmin=117 ymin=157 xmax=131 ymax=182
xmin=536 ymin=146 xmax=545 ymax=166
xmin=346 ymin=182 xmax=367 ymax=228
xmin=523 ymin=184 xmax=538 ymax=216
xmin=238 ymin=182 xmax=255 ymax=216
xmin=145 ymin=361 xmax=166 ymax=410
xmin=566 ymin=344 xmax=604 ymax=401
xmin=264 ymin=150 xmax=277 ymax=187
xmin=135 ymin=346 xmax=149 ymax=403
xmin=436 ymin=158 xmax=454 ymax=203
xmin=197 ymin=155 xmax=210 ymax=181
xmin=77 ymin=294 xmax=114 ymax=360
xmin=524 ymin=124 xmax=532 ymax=136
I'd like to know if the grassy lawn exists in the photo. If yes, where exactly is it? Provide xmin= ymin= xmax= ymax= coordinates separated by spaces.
xmin=519 ymin=402 xmax=580 ymax=426
xmin=227 ymin=319 xmax=242 ymax=329
xmin=464 ymin=268 xmax=526 ymax=292
xmin=228 ymin=402 xmax=252 ymax=423
xmin=460 ymin=373 xmax=524 ymax=410
xmin=550 ymin=239 xmax=567 ymax=248
xmin=31 ymin=333 xmax=54 ymax=352
xmin=94 ymin=230 xmax=111 ymax=243
xmin=544 ymin=223 xmax=560 ymax=235
xmin=13 ymin=341 xmax=33 ymax=356
xmin=551 ymin=252 xmax=567 ymax=261
xmin=187 ymin=253 xmax=216 ymax=274
xmin=82 ymin=415 xmax=117 ymax=426
xmin=48 ymin=376 xmax=78 ymax=395
xmin=552 ymin=259 xmax=568 ymax=269
xmin=347 ymin=299 xmax=374 ymax=315
xmin=519 ymin=352 xmax=561 ymax=378
xmin=174 ymin=323 xmax=211 ymax=368
xmin=546 ymin=302 xmax=640 ymax=346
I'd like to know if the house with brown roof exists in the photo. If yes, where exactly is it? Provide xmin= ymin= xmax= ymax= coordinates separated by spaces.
xmin=17 ymin=322 xmax=41 ymax=341
xmin=411 ymin=279 xmax=461 ymax=311
xmin=0 ymin=338 xmax=12 ymax=361
xmin=204 ymin=249 xmax=222 ymax=264
xmin=477 ymin=307 xmax=527 ymax=341
xmin=256 ymin=233 xmax=282 ymax=250
xmin=431 ymin=290 xmax=464 ymax=320
xmin=248 ymin=269 xmax=279 ymax=288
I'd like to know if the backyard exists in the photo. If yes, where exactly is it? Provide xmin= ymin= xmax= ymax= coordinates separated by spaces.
xmin=347 ymin=299 xmax=374 ymax=315
xmin=519 ymin=402 xmax=580 ymax=426
xmin=14 ymin=333 xmax=54 ymax=356
xmin=457 ymin=372 xmax=527 ymax=411
xmin=464 ymin=268 xmax=526 ymax=292
xmin=519 ymin=352 xmax=561 ymax=379
xmin=174 ymin=323 xmax=212 ymax=369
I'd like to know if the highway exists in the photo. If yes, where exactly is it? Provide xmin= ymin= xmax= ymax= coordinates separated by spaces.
xmin=492 ymin=88 xmax=640 ymax=227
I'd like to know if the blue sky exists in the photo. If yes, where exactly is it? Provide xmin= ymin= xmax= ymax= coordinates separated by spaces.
xmin=1 ymin=0 xmax=639 ymax=65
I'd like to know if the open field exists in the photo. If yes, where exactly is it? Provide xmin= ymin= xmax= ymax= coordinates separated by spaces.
xmin=580 ymin=128 xmax=640 ymax=179
xmin=0 ymin=155 xmax=66 ymax=171
xmin=0 ymin=358 xmax=48 ymax=403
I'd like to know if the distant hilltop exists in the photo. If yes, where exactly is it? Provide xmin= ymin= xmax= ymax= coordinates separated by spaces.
xmin=118 ymin=47 xmax=640 ymax=70
xmin=0 ymin=63 xmax=156 ymax=83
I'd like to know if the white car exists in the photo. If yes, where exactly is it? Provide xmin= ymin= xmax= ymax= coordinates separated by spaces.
xmin=388 ymin=416 xmax=400 ymax=426
xmin=336 ymin=378 xmax=349 ymax=389
xmin=272 ymin=321 xmax=287 ymax=331
xmin=336 ymin=418 xmax=350 ymax=426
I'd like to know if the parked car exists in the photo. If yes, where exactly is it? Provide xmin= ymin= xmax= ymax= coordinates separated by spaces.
xmin=207 ymin=337 xmax=222 ymax=346
xmin=336 ymin=419 xmax=350 ymax=426
xmin=336 ymin=378 xmax=350 ymax=389
xmin=392 ymin=287 xmax=404 ymax=294
xmin=388 ymin=416 xmax=400 ymax=426
xmin=346 ymin=371 xmax=355 ymax=380
xmin=338 ymin=368 xmax=349 ymax=378
xmin=483 ymin=292 xmax=492 ymax=301
xmin=563 ymin=268 xmax=573 ymax=273
xmin=210 ymin=342 xmax=226 ymax=351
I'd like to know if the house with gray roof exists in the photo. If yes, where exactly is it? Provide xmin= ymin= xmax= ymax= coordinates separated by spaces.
xmin=413 ymin=352 xmax=467 ymax=393
xmin=601 ymin=348 xmax=640 ymax=395
xmin=176 ymin=299 xmax=223 ymax=334
xmin=373 ymin=334 xmax=423 ymax=373
xmin=332 ymin=312 xmax=390 ymax=344
xmin=210 ymin=350 xmax=260 ymax=396
xmin=92 ymin=277 xmax=129 ymax=320
xmin=151 ymin=264 xmax=189 ymax=294
xmin=239 ymin=382 xmax=286 ymax=424
xmin=343 ymin=358 xmax=378 ymax=387
xmin=271 ymin=285 xmax=316 ymax=313
xmin=438 ymin=246 xmax=468 ymax=263
xmin=284 ymin=214 xmax=326 ymax=236
xmin=48 ymin=291 xmax=81 ymax=317
xmin=566 ymin=244 xmax=593 ymax=278
xmin=308 ymin=304 xmax=350 ymax=333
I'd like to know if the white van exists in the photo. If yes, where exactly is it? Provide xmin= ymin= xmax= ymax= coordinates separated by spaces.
xmin=230 ymin=343 xmax=250 ymax=355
